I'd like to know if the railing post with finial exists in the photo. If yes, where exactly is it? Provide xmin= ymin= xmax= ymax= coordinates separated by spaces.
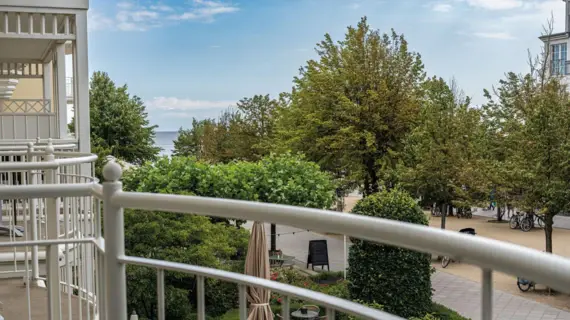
xmin=45 ymin=139 xmax=61 ymax=320
xmin=102 ymin=160 xmax=127 ymax=319
xmin=27 ymin=142 xmax=39 ymax=284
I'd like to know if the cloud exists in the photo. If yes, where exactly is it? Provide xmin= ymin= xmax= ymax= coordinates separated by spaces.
xmin=88 ymin=10 xmax=114 ymax=31
xmin=146 ymin=97 xmax=235 ymax=111
xmin=91 ymin=0 xmax=239 ymax=32
xmin=462 ymin=0 xmax=523 ymax=10
xmin=168 ymin=0 xmax=239 ymax=21
xmin=432 ymin=3 xmax=453 ymax=12
xmin=464 ymin=0 xmax=564 ymax=42
xmin=472 ymin=32 xmax=515 ymax=39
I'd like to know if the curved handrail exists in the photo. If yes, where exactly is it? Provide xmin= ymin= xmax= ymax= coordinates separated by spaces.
xmin=120 ymin=255 xmax=398 ymax=320
xmin=111 ymin=190 xmax=570 ymax=295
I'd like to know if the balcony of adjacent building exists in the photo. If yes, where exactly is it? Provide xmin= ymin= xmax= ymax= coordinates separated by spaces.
xmin=0 ymin=9 xmax=89 ymax=150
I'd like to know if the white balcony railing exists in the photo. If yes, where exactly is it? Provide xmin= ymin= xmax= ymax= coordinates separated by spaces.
xmin=1 ymin=141 xmax=570 ymax=320
xmin=0 ymin=99 xmax=50 ymax=113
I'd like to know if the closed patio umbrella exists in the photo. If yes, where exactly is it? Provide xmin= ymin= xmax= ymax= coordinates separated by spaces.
xmin=244 ymin=221 xmax=274 ymax=320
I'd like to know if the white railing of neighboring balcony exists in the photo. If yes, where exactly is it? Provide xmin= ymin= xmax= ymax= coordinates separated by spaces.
xmin=0 ymin=100 xmax=59 ymax=140
xmin=2 ymin=145 xmax=570 ymax=320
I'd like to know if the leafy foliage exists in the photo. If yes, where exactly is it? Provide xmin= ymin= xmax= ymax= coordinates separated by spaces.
xmin=124 ymin=210 xmax=249 ymax=319
xmin=173 ymin=94 xmax=279 ymax=162
xmin=274 ymin=17 xmax=425 ymax=195
xmin=482 ymin=73 xmax=570 ymax=252
xmin=347 ymin=189 xmax=432 ymax=318
xmin=398 ymin=77 xmax=486 ymax=215
xmin=70 ymin=71 xmax=160 ymax=179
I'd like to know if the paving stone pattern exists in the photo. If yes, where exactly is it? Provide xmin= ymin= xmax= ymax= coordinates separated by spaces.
xmin=433 ymin=272 xmax=570 ymax=320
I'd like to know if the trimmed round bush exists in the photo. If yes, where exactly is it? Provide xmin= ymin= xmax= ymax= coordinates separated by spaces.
xmin=347 ymin=188 xmax=432 ymax=318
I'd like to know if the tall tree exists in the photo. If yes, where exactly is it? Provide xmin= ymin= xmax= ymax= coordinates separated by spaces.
xmin=236 ymin=94 xmax=279 ymax=157
xmin=274 ymin=17 xmax=425 ymax=196
xmin=72 ymin=72 xmax=160 ymax=165
xmin=484 ymin=73 xmax=570 ymax=253
xmin=399 ymin=77 xmax=484 ymax=228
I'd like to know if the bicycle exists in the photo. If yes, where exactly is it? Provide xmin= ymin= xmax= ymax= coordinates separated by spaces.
xmin=517 ymin=277 xmax=535 ymax=292
xmin=520 ymin=213 xmax=545 ymax=232
xmin=509 ymin=211 xmax=524 ymax=229
xmin=441 ymin=228 xmax=476 ymax=268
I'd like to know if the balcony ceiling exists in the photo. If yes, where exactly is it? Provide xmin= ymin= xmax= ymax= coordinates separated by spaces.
xmin=0 ymin=38 xmax=53 ymax=60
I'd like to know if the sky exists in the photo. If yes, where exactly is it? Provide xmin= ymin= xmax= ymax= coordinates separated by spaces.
xmin=85 ymin=0 xmax=567 ymax=131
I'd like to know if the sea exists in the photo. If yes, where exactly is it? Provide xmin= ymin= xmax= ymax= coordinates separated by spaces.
xmin=155 ymin=131 xmax=178 ymax=157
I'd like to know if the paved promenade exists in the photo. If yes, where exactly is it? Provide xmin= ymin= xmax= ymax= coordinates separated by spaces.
xmin=244 ymin=222 xmax=570 ymax=320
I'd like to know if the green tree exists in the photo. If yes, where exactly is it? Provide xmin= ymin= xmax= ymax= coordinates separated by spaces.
xmin=399 ymin=77 xmax=484 ymax=227
xmin=483 ymin=73 xmax=570 ymax=253
xmin=71 ymin=71 xmax=160 ymax=170
xmin=124 ymin=153 xmax=335 ymax=252
xmin=274 ymin=17 xmax=425 ymax=196
xmin=173 ymin=118 xmax=215 ymax=159
xmin=173 ymin=95 xmax=279 ymax=163
xmin=347 ymin=189 xmax=432 ymax=318
xmin=124 ymin=210 xmax=249 ymax=319
xmin=235 ymin=94 xmax=279 ymax=158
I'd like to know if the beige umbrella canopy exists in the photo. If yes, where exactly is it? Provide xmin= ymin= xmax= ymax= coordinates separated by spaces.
xmin=244 ymin=221 xmax=274 ymax=320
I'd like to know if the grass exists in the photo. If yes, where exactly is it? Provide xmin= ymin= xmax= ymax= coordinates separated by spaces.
xmin=431 ymin=303 xmax=470 ymax=320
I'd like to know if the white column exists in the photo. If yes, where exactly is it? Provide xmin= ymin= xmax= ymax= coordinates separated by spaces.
xmin=102 ymin=161 xmax=127 ymax=319
xmin=45 ymin=140 xmax=61 ymax=320
xmin=73 ymin=11 xmax=91 ymax=154
xmin=55 ymin=44 xmax=67 ymax=139
xmin=43 ymin=62 xmax=52 ymax=102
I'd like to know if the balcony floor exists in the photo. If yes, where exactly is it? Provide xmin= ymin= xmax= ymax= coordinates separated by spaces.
xmin=0 ymin=278 xmax=92 ymax=319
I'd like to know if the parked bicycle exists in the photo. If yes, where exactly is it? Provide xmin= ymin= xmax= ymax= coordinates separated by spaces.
xmin=510 ymin=211 xmax=544 ymax=232
xmin=517 ymin=277 xmax=535 ymax=292
xmin=441 ymin=228 xmax=476 ymax=268
xmin=456 ymin=207 xmax=472 ymax=219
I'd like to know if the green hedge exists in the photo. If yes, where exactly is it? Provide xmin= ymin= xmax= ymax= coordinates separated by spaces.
xmin=348 ymin=189 xmax=433 ymax=318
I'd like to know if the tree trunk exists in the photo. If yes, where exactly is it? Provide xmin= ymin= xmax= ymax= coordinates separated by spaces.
xmin=497 ymin=206 xmax=502 ymax=222
xmin=544 ymin=213 xmax=554 ymax=253
xmin=270 ymin=223 xmax=276 ymax=252
xmin=363 ymin=156 xmax=379 ymax=196
xmin=441 ymin=203 xmax=447 ymax=230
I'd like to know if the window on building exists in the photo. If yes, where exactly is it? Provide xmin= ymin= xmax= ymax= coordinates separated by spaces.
xmin=551 ymin=43 xmax=567 ymax=75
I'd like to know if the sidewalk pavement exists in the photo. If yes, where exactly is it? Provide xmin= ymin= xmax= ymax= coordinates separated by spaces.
xmin=243 ymin=222 xmax=570 ymax=320
xmin=473 ymin=209 xmax=570 ymax=230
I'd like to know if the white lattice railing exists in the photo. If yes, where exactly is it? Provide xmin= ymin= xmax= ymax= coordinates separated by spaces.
xmin=0 ymin=99 xmax=50 ymax=113
xmin=1 ymin=142 xmax=570 ymax=320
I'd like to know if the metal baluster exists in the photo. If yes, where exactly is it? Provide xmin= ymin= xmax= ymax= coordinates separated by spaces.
xmin=282 ymin=296 xmax=290 ymax=320
xmin=482 ymin=269 xmax=493 ymax=320
xmin=157 ymin=269 xmax=165 ymax=320
xmin=326 ymin=308 xmax=335 ymax=320
xmin=196 ymin=276 xmax=205 ymax=320
xmin=238 ymin=284 xmax=247 ymax=320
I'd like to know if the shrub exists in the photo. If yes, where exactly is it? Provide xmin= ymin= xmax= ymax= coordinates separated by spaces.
xmin=347 ymin=188 xmax=432 ymax=318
